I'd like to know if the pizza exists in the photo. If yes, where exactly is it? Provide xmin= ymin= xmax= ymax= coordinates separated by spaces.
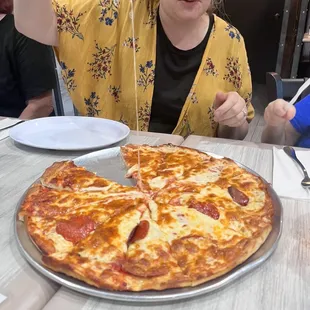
xmin=18 ymin=144 xmax=274 ymax=291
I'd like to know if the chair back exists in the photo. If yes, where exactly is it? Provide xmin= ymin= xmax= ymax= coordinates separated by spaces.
xmin=266 ymin=72 xmax=310 ymax=103
xmin=49 ymin=48 xmax=65 ymax=116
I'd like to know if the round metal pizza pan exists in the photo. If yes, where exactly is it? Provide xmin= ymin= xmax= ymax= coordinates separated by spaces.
xmin=14 ymin=146 xmax=283 ymax=302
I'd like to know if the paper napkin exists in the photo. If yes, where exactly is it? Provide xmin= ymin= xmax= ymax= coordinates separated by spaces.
xmin=273 ymin=147 xmax=310 ymax=200
xmin=0 ymin=293 xmax=7 ymax=305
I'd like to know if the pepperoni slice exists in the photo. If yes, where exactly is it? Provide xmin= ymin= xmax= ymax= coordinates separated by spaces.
xmin=189 ymin=200 xmax=220 ymax=220
xmin=127 ymin=220 xmax=149 ymax=246
xmin=228 ymin=186 xmax=249 ymax=206
xmin=56 ymin=215 xmax=96 ymax=244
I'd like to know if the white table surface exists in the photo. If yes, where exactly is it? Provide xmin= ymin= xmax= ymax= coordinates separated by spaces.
xmin=40 ymin=135 xmax=310 ymax=310
xmin=0 ymin=131 xmax=183 ymax=310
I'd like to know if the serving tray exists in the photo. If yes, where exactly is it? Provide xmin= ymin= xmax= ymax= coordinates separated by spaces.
xmin=14 ymin=146 xmax=283 ymax=302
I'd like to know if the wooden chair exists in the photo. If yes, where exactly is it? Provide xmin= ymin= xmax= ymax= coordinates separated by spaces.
xmin=266 ymin=72 xmax=310 ymax=103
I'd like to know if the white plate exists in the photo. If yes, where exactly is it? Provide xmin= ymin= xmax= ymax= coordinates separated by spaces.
xmin=9 ymin=116 xmax=130 ymax=151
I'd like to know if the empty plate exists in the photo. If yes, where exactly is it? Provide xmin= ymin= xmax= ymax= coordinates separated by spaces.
xmin=9 ymin=116 xmax=130 ymax=151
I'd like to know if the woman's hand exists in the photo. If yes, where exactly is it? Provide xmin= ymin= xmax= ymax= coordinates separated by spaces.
xmin=214 ymin=92 xmax=247 ymax=127
xmin=264 ymin=99 xmax=296 ymax=127
xmin=213 ymin=91 xmax=249 ymax=140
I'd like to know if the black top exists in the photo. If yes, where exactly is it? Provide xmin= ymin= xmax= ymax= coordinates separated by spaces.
xmin=0 ymin=14 xmax=55 ymax=118
xmin=149 ymin=14 xmax=214 ymax=134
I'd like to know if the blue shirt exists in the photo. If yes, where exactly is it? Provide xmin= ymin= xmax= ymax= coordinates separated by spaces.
xmin=290 ymin=95 xmax=310 ymax=148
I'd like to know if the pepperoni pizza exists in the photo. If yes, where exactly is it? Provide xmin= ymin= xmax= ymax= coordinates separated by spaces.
xmin=19 ymin=144 xmax=274 ymax=291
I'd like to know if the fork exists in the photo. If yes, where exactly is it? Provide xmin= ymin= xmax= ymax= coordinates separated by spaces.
xmin=283 ymin=146 xmax=310 ymax=187
xmin=289 ymin=78 xmax=310 ymax=105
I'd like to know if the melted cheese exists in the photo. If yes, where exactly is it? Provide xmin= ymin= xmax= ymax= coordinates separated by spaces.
xmin=186 ymin=170 xmax=221 ymax=184
xmin=158 ymin=206 xmax=222 ymax=243
xmin=149 ymin=176 xmax=168 ymax=190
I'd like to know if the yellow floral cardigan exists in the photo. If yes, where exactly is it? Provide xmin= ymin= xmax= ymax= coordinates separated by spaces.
xmin=53 ymin=0 xmax=254 ymax=137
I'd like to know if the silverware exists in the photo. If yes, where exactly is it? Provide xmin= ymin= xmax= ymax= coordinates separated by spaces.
xmin=283 ymin=146 xmax=310 ymax=187
xmin=289 ymin=78 xmax=310 ymax=105
xmin=0 ymin=120 xmax=25 ymax=131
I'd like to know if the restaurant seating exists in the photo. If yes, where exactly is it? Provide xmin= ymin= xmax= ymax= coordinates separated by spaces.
xmin=266 ymin=72 xmax=310 ymax=102
xmin=49 ymin=48 xmax=65 ymax=116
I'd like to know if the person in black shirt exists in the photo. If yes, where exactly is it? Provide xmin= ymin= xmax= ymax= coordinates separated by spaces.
xmin=149 ymin=13 xmax=215 ymax=133
xmin=0 ymin=0 xmax=55 ymax=119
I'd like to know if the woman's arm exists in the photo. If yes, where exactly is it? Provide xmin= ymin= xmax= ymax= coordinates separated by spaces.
xmin=13 ymin=0 xmax=58 ymax=46
xmin=214 ymin=36 xmax=253 ymax=140
xmin=217 ymin=121 xmax=249 ymax=140
xmin=214 ymin=91 xmax=249 ymax=140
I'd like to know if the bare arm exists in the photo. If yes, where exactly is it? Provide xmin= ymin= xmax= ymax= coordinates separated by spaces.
xmin=13 ymin=0 xmax=58 ymax=46
xmin=261 ymin=99 xmax=299 ymax=146
xmin=19 ymin=92 xmax=54 ymax=119
xmin=217 ymin=121 xmax=249 ymax=140
xmin=261 ymin=122 xmax=300 ymax=146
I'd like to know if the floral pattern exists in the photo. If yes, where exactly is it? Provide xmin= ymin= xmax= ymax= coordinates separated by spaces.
xmin=189 ymin=85 xmax=198 ymax=104
xmin=108 ymin=85 xmax=121 ymax=103
xmin=138 ymin=101 xmax=151 ymax=131
xmin=119 ymin=114 xmax=129 ymax=126
xmin=208 ymin=107 xmax=217 ymax=130
xmin=88 ymin=43 xmax=117 ymax=80
xmin=211 ymin=23 xmax=216 ymax=38
xmin=59 ymin=61 xmax=77 ymax=93
xmin=225 ymin=24 xmax=241 ymax=42
xmin=84 ymin=92 xmax=101 ymax=117
xmin=123 ymin=37 xmax=140 ymax=53
xmin=53 ymin=0 xmax=254 ymax=137
xmin=190 ymin=92 xmax=198 ymax=104
xmin=243 ymin=92 xmax=252 ymax=108
xmin=144 ymin=4 xmax=157 ymax=28
xmin=224 ymin=57 xmax=242 ymax=90
xmin=98 ymin=0 xmax=119 ymax=26
xmin=137 ymin=61 xmax=155 ymax=91
xmin=203 ymin=58 xmax=219 ymax=77
xmin=54 ymin=2 xmax=85 ymax=40
xmin=182 ymin=114 xmax=194 ymax=139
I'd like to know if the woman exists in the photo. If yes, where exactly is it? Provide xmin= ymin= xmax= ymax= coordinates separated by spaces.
xmin=14 ymin=0 xmax=254 ymax=138
xmin=0 ymin=0 xmax=55 ymax=119
xmin=262 ymin=97 xmax=310 ymax=147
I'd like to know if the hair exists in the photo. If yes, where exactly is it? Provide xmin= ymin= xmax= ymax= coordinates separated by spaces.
xmin=0 ymin=0 xmax=13 ymax=14
xmin=209 ymin=0 xmax=224 ymax=13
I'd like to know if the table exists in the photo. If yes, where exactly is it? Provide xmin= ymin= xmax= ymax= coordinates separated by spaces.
xmin=0 ymin=131 xmax=183 ymax=310
xmin=1 ymin=134 xmax=309 ymax=310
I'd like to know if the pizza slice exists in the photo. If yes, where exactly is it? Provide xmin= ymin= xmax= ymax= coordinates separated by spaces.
xmin=40 ymin=161 xmax=129 ymax=193
xmin=21 ymin=181 xmax=147 ymax=259
xmin=151 ymin=177 xmax=273 ymax=283
xmin=19 ymin=184 xmax=144 ymax=221
xmin=121 ymin=144 xmax=212 ymax=194
xmin=42 ymin=201 xmax=189 ymax=291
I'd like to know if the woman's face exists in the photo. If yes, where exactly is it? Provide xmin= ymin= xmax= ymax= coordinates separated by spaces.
xmin=160 ymin=0 xmax=212 ymax=21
